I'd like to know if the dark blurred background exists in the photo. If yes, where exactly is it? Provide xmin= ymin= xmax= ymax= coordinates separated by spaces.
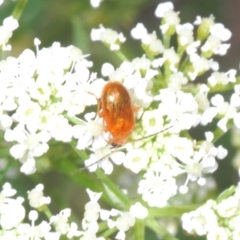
xmin=0 ymin=0 xmax=240 ymax=239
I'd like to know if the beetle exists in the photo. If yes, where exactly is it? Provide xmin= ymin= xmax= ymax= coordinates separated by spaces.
xmin=71 ymin=81 xmax=172 ymax=174
xmin=99 ymin=81 xmax=138 ymax=146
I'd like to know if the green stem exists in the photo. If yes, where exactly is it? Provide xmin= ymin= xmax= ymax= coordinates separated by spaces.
xmin=163 ymin=35 xmax=171 ymax=49
xmin=217 ymin=185 xmax=236 ymax=202
xmin=69 ymin=141 xmax=89 ymax=160
xmin=101 ymin=227 xmax=117 ymax=238
xmin=208 ymin=76 xmax=240 ymax=94
xmin=95 ymin=169 xmax=132 ymax=209
xmin=213 ymin=127 xmax=225 ymax=143
xmin=134 ymin=219 xmax=145 ymax=240
xmin=12 ymin=0 xmax=28 ymax=20
xmin=115 ymin=50 xmax=129 ymax=62
xmin=146 ymin=219 xmax=179 ymax=240
xmin=43 ymin=205 xmax=52 ymax=219
xmin=213 ymin=118 xmax=233 ymax=144
xmin=148 ymin=204 xmax=200 ymax=218
xmin=98 ymin=221 xmax=109 ymax=232
xmin=179 ymin=55 xmax=190 ymax=73
xmin=65 ymin=115 xmax=86 ymax=126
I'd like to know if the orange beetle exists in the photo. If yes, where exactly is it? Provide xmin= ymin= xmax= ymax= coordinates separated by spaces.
xmin=99 ymin=81 xmax=138 ymax=146
xmin=71 ymin=81 xmax=171 ymax=174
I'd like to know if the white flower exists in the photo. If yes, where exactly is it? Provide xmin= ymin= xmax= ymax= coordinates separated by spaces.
xmin=141 ymin=32 xmax=164 ymax=55
xmin=91 ymin=26 xmax=126 ymax=51
xmin=163 ymin=48 xmax=180 ymax=71
xmin=138 ymin=170 xmax=178 ymax=207
xmin=229 ymin=215 xmax=240 ymax=233
xmin=216 ymin=196 xmax=239 ymax=218
xmin=149 ymin=154 xmax=183 ymax=177
xmin=12 ymin=100 xmax=42 ymax=128
xmin=156 ymin=90 xmax=199 ymax=130
xmin=207 ymin=227 xmax=229 ymax=240
xmin=0 ymin=197 xmax=25 ymax=230
xmin=189 ymin=54 xmax=219 ymax=80
xmin=83 ymin=146 xmax=114 ymax=174
xmin=202 ymin=36 xmax=230 ymax=55
xmin=84 ymin=202 xmax=101 ymax=222
xmin=20 ymin=157 xmax=37 ymax=175
xmin=181 ymin=203 xmax=218 ymax=235
xmin=155 ymin=2 xmax=174 ymax=18
xmin=210 ymin=94 xmax=236 ymax=132
xmin=195 ymin=84 xmax=210 ymax=110
xmin=210 ymin=23 xmax=231 ymax=42
xmin=90 ymin=0 xmax=103 ymax=8
xmin=0 ymin=41 xmax=92 ymax=167
xmin=230 ymin=84 xmax=240 ymax=108
xmin=3 ymin=16 xmax=19 ymax=31
xmin=201 ymin=107 xmax=218 ymax=125
xmin=67 ymin=222 xmax=81 ymax=238
xmin=176 ymin=23 xmax=194 ymax=46
xmin=123 ymin=149 xmax=149 ymax=173
xmin=0 ymin=110 xmax=12 ymax=130
xmin=233 ymin=112 xmax=240 ymax=129
xmin=194 ymin=15 xmax=215 ymax=27
xmin=8 ymin=126 xmax=50 ymax=158
xmin=208 ymin=71 xmax=236 ymax=87
xmin=0 ymin=26 xmax=12 ymax=46
xmin=115 ymin=212 xmax=135 ymax=232
xmin=165 ymin=136 xmax=194 ymax=162
xmin=42 ymin=231 xmax=61 ymax=240
xmin=5 ymin=124 xmax=50 ymax=174
xmin=141 ymin=109 xmax=164 ymax=134
xmin=73 ymin=113 xmax=105 ymax=150
xmin=28 ymin=210 xmax=38 ymax=221
xmin=1 ymin=182 xmax=16 ymax=197
xmin=168 ymin=72 xmax=188 ymax=91
xmin=159 ymin=10 xmax=180 ymax=34
xmin=216 ymin=145 xmax=227 ymax=159
xmin=131 ymin=55 xmax=152 ymax=73
xmin=47 ymin=115 xmax=73 ymax=142
xmin=31 ymin=221 xmax=52 ymax=239
xmin=50 ymin=209 xmax=71 ymax=235
xmin=101 ymin=62 xmax=114 ymax=77
xmin=0 ymin=16 xmax=18 ymax=47
xmin=130 ymin=202 xmax=148 ymax=219
xmin=78 ymin=189 xmax=106 ymax=238
xmin=28 ymin=184 xmax=51 ymax=209
xmin=63 ymin=62 xmax=99 ymax=116
xmin=131 ymin=23 xmax=148 ymax=40
xmin=86 ymin=189 xmax=102 ymax=203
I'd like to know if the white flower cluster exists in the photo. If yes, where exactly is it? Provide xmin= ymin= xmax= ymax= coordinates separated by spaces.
xmin=79 ymin=189 xmax=147 ymax=240
xmin=0 ymin=185 xmax=147 ymax=240
xmin=0 ymin=1 xmax=235 ymax=208
xmin=91 ymin=25 xmax=126 ymax=51
xmin=0 ymin=39 xmax=103 ymax=174
xmin=84 ymin=1 xmax=231 ymax=205
xmin=182 ymin=184 xmax=240 ymax=239
xmin=1 ymin=0 xmax=240 ymax=239
xmin=1 ymin=1 xmax=240 ymax=238
xmin=0 ymin=16 xmax=19 ymax=50
xmin=0 ymin=183 xmax=80 ymax=239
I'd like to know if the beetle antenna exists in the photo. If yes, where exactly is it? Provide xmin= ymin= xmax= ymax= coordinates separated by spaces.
xmin=71 ymin=125 xmax=172 ymax=174
xmin=71 ymin=151 xmax=113 ymax=175
xmin=130 ymin=125 xmax=173 ymax=142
